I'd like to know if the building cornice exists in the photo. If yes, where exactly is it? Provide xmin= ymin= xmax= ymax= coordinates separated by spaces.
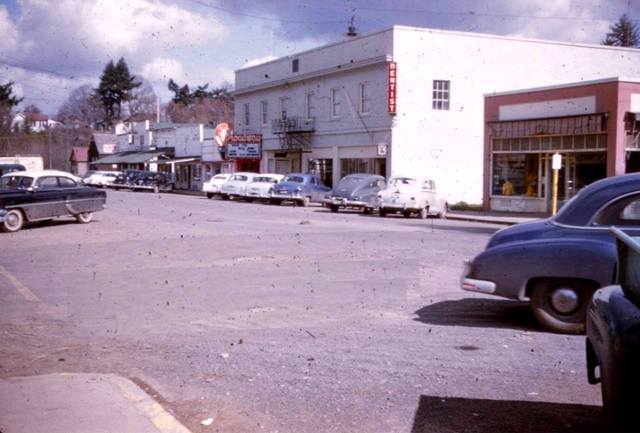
xmin=234 ymin=55 xmax=393 ymax=96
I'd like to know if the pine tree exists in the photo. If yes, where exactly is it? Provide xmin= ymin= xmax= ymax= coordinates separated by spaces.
xmin=95 ymin=58 xmax=141 ymax=124
xmin=0 ymin=81 xmax=23 ymax=132
xmin=603 ymin=14 xmax=639 ymax=47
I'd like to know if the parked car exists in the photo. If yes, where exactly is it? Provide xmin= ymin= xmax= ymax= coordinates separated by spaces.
xmin=378 ymin=175 xmax=447 ymax=219
xmin=244 ymin=174 xmax=284 ymax=201
xmin=111 ymin=169 xmax=145 ymax=190
xmin=130 ymin=171 xmax=174 ymax=193
xmin=323 ymin=173 xmax=386 ymax=213
xmin=202 ymin=173 xmax=232 ymax=199
xmin=0 ymin=170 xmax=106 ymax=232
xmin=82 ymin=171 xmax=120 ymax=187
xmin=0 ymin=164 xmax=26 ymax=177
xmin=586 ymin=227 xmax=640 ymax=432
xmin=269 ymin=173 xmax=331 ymax=207
xmin=219 ymin=172 xmax=258 ymax=200
xmin=461 ymin=173 xmax=640 ymax=334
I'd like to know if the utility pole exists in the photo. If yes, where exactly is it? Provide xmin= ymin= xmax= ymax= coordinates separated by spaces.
xmin=156 ymin=96 xmax=160 ymax=123
xmin=47 ymin=127 xmax=52 ymax=169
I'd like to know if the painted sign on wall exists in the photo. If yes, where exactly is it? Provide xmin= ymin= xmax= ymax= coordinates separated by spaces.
xmin=227 ymin=134 xmax=262 ymax=159
xmin=388 ymin=62 xmax=397 ymax=114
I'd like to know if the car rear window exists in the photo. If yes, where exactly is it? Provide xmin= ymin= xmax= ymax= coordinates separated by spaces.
xmin=253 ymin=176 xmax=278 ymax=183
xmin=389 ymin=177 xmax=416 ymax=186
xmin=283 ymin=176 xmax=304 ymax=183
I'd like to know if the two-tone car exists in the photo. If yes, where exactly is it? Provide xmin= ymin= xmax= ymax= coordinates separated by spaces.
xmin=378 ymin=175 xmax=448 ymax=219
xmin=244 ymin=174 xmax=284 ymax=201
xmin=269 ymin=173 xmax=331 ymax=207
xmin=0 ymin=170 xmax=107 ymax=232
xmin=219 ymin=172 xmax=258 ymax=200
xmin=462 ymin=173 xmax=640 ymax=334
xmin=203 ymin=173 xmax=232 ymax=199
xmin=323 ymin=174 xmax=386 ymax=213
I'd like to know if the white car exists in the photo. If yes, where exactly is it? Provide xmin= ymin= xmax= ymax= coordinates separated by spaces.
xmin=83 ymin=171 xmax=120 ymax=187
xmin=244 ymin=174 xmax=284 ymax=201
xmin=378 ymin=175 xmax=448 ymax=219
xmin=202 ymin=173 xmax=232 ymax=199
xmin=219 ymin=172 xmax=258 ymax=200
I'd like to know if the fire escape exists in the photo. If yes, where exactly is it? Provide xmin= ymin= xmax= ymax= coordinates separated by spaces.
xmin=271 ymin=116 xmax=315 ymax=152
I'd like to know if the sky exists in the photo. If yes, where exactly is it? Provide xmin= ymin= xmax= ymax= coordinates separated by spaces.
xmin=0 ymin=0 xmax=638 ymax=116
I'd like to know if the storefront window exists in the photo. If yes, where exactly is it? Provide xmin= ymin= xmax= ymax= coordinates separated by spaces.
xmin=340 ymin=158 xmax=386 ymax=178
xmin=492 ymin=154 xmax=539 ymax=197
xmin=308 ymin=158 xmax=333 ymax=187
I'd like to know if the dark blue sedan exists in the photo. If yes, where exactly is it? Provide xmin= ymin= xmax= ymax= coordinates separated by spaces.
xmin=269 ymin=173 xmax=331 ymax=207
xmin=586 ymin=227 xmax=640 ymax=432
xmin=462 ymin=173 xmax=640 ymax=334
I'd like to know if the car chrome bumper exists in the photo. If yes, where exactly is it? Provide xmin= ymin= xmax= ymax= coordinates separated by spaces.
xmin=461 ymin=259 xmax=496 ymax=294
xmin=323 ymin=197 xmax=368 ymax=208
xmin=246 ymin=191 xmax=269 ymax=198
xmin=271 ymin=193 xmax=302 ymax=200
xmin=380 ymin=203 xmax=418 ymax=211
xmin=0 ymin=209 xmax=6 ymax=222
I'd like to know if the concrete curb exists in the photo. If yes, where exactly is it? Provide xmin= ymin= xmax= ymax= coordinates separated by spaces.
xmin=0 ymin=373 xmax=191 ymax=433
xmin=446 ymin=212 xmax=537 ymax=226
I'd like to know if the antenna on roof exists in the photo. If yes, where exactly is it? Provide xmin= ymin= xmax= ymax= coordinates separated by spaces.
xmin=346 ymin=15 xmax=358 ymax=37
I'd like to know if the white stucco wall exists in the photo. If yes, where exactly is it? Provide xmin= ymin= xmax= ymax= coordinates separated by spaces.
xmin=392 ymin=26 xmax=640 ymax=203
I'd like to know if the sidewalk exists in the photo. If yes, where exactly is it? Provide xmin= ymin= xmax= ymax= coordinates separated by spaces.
xmin=446 ymin=210 xmax=547 ymax=226
xmin=0 ymin=373 xmax=191 ymax=433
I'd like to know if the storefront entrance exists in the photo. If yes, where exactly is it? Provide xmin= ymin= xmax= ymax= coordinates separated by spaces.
xmin=491 ymin=151 xmax=606 ymax=213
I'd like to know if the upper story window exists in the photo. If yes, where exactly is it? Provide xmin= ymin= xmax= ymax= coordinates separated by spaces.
xmin=244 ymin=103 xmax=250 ymax=125
xmin=261 ymin=101 xmax=268 ymax=126
xmin=359 ymin=82 xmax=371 ymax=114
xmin=279 ymin=97 xmax=289 ymax=119
xmin=331 ymin=88 xmax=341 ymax=118
xmin=432 ymin=80 xmax=450 ymax=110
xmin=305 ymin=92 xmax=315 ymax=119
xmin=292 ymin=58 xmax=299 ymax=73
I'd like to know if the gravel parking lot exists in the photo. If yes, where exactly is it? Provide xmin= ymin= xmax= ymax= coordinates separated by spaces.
xmin=0 ymin=190 xmax=602 ymax=433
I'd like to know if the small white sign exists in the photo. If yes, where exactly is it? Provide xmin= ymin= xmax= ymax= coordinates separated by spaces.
xmin=377 ymin=143 xmax=388 ymax=157
xmin=552 ymin=153 xmax=562 ymax=170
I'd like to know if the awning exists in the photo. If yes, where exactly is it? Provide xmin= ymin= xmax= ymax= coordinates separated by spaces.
xmin=92 ymin=150 xmax=170 ymax=165
xmin=159 ymin=157 xmax=201 ymax=165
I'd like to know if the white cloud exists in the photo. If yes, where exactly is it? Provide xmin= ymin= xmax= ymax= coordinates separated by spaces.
xmin=0 ymin=5 xmax=18 ymax=53
xmin=142 ymin=57 xmax=186 ymax=83
xmin=243 ymin=55 xmax=278 ymax=68
xmin=7 ymin=0 xmax=228 ymax=73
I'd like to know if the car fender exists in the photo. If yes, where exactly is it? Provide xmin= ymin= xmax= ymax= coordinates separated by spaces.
xmin=470 ymin=238 xmax=616 ymax=300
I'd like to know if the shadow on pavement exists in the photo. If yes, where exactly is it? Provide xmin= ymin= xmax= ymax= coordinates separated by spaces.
xmin=411 ymin=395 xmax=603 ymax=433
xmin=414 ymin=298 xmax=541 ymax=332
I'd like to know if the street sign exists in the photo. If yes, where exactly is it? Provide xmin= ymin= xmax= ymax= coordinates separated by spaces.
xmin=552 ymin=153 xmax=562 ymax=170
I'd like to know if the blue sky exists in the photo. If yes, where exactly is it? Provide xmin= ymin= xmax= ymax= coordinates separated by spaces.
xmin=0 ymin=0 xmax=637 ymax=115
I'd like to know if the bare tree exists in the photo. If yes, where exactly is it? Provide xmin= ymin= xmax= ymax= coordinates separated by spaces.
xmin=23 ymin=104 xmax=42 ymax=114
xmin=57 ymin=84 xmax=103 ymax=126
xmin=126 ymin=77 xmax=157 ymax=118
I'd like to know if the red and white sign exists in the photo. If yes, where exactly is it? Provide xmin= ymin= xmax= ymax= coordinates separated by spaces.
xmin=388 ymin=62 xmax=397 ymax=114
xmin=227 ymin=134 xmax=262 ymax=159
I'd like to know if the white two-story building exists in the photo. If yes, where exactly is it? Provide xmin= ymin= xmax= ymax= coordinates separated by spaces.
xmin=233 ymin=25 xmax=640 ymax=202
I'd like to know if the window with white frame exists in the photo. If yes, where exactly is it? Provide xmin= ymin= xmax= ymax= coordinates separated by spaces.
xmin=261 ymin=101 xmax=268 ymax=126
xmin=305 ymin=92 xmax=314 ymax=119
xmin=359 ymin=82 xmax=371 ymax=114
xmin=331 ymin=88 xmax=341 ymax=118
xmin=432 ymin=80 xmax=450 ymax=110
xmin=244 ymin=103 xmax=250 ymax=125
xmin=279 ymin=97 xmax=289 ymax=119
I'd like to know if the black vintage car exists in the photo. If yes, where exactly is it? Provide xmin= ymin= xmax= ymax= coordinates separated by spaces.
xmin=112 ymin=169 xmax=174 ymax=193
xmin=0 ymin=170 xmax=106 ymax=232
xmin=0 ymin=163 xmax=26 ymax=176
xmin=462 ymin=173 xmax=640 ymax=334
xmin=586 ymin=227 xmax=640 ymax=432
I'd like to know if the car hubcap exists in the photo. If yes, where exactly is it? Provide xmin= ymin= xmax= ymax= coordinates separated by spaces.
xmin=550 ymin=287 xmax=580 ymax=314
xmin=7 ymin=212 xmax=19 ymax=228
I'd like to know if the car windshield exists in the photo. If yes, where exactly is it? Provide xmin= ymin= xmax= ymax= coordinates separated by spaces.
xmin=389 ymin=177 xmax=416 ymax=186
xmin=337 ymin=176 xmax=365 ymax=186
xmin=213 ymin=175 xmax=228 ymax=180
xmin=253 ymin=176 xmax=278 ymax=183
xmin=283 ymin=176 xmax=304 ymax=183
xmin=1 ymin=175 xmax=34 ymax=190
